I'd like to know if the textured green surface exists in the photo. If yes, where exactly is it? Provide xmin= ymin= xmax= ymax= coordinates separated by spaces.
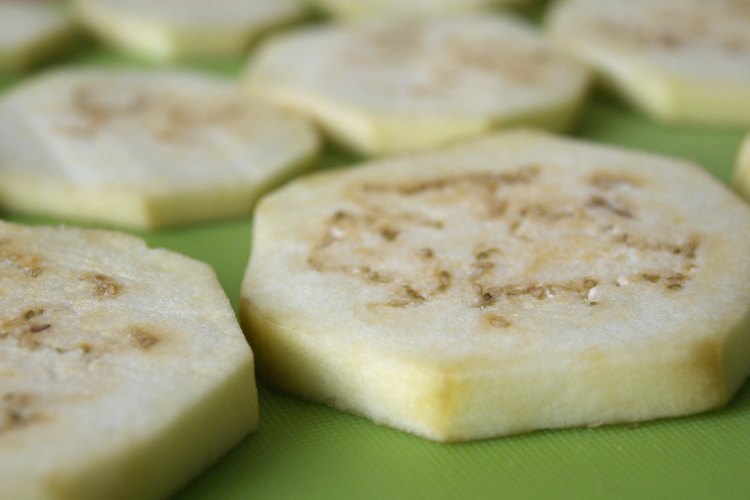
xmin=2 ymin=13 xmax=750 ymax=500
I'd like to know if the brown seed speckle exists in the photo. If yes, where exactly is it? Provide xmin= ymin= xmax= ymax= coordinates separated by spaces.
xmin=419 ymin=248 xmax=434 ymax=259
xmin=530 ymin=286 xmax=546 ymax=300
xmin=473 ymin=278 xmax=603 ymax=308
xmin=589 ymin=172 xmax=641 ymax=190
xmin=485 ymin=199 xmax=509 ymax=218
xmin=474 ymin=291 xmax=497 ymax=309
xmin=1 ymin=309 xmax=52 ymax=351
xmin=587 ymin=195 xmax=634 ymax=219
xmin=128 ymin=326 xmax=160 ymax=351
xmin=677 ymin=236 xmax=700 ymax=260
xmin=0 ymin=248 xmax=44 ymax=277
xmin=641 ymin=273 xmax=661 ymax=284
xmin=386 ymin=286 xmax=426 ymax=308
xmin=1 ymin=392 xmax=41 ymax=434
xmin=29 ymin=324 xmax=51 ymax=333
xmin=362 ymin=167 xmax=539 ymax=196
xmin=474 ymin=246 xmax=501 ymax=260
xmin=80 ymin=272 xmax=123 ymax=298
xmin=664 ymin=273 xmax=687 ymax=290
xmin=434 ymin=270 xmax=452 ymax=293
xmin=61 ymin=86 xmax=147 ymax=137
xmin=485 ymin=314 xmax=511 ymax=329
xmin=365 ymin=270 xmax=393 ymax=283
xmin=379 ymin=226 xmax=400 ymax=241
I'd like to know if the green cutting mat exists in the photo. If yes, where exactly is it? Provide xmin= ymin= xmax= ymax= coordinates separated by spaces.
xmin=2 ymin=13 xmax=750 ymax=500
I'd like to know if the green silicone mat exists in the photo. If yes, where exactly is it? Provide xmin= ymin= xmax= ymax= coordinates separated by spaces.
xmin=2 ymin=8 xmax=750 ymax=500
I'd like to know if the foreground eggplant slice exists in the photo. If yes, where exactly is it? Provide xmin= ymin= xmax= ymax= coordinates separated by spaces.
xmin=241 ymin=130 xmax=750 ymax=442
xmin=0 ymin=221 xmax=257 ymax=499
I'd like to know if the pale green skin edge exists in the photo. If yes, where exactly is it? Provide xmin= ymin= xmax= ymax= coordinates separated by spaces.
xmin=240 ymin=290 xmax=750 ymax=443
xmin=543 ymin=3 xmax=750 ymax=127
xmin=72 ymin=0 xmax=308 ymax=62
xmin=244 ymin=79 xmax=590 ymax=156
xmin=43 ymin=359 xmax=257 ymax=500
xmin=734 ymin=133 xmax=750 ymax=201
xmin=0 ymin=144 xmax=321 ymax=230
xmin=311 ymin=0 xmax=530 ymax=21
xmin=0 ymin=24 xmax=75 ymax=74
xmin=587 ymin=63 xmax=750 ymax=127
